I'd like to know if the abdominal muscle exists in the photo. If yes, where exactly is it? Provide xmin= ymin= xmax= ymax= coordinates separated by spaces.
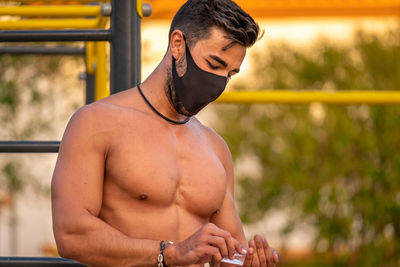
xmin=98 ymin=197 xmax=212 ymax=267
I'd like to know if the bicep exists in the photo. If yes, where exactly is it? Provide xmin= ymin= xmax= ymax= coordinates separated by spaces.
xmin=210 ymin=135 xmax=246 ymax=245
xmin=211 ymin=192 xmax=246 ymax=245
xmin=52 ymin=107 xmax=107 ymax=228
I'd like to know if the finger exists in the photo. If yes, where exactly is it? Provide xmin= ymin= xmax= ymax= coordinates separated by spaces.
xmin=263 ymin=238 xmax=279 ymax=267
xmin=272 ymin=249 xmax=279 ymax=263
xmin=223 ymin=233 xmax=236 ymax=259
xmin=242 ymin=247 xmax=254 ymax=267
xmin=208 ymin=236 xmax=229 ymax=258
xmin=204 ymin=245 xmax=223 ymax=263
xmin=234 ymin=240 xmax=246 ymax=255
xmin=249 ymin=240 xmax=259 ymax=267
xmin=254 ymin=236 xmax=267 ymax=267
xmin=261 ymin=238 xmax=274 ymax=267
xmin=209 ymin=226 xmax=236 ymax=259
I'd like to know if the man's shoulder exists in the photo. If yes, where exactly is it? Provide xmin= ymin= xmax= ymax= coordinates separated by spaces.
xmin=194 ymin=119 xmax=231 ymax=159
xmin=64 ymin=90 xmax=143 ymax=141
xmin=69 ymin=102 xmax=123 ymax=129
xmin=71 ymin=89 xmax=141 ymax=125
xmin=197 ymin=121 xmax=223 ymax=144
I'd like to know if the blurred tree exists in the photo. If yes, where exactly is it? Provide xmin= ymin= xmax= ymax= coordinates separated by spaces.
xmin=214 ymin=29 xmax=400 ymax=266
xmin=0 ymin=52 xmax=82 ymax=255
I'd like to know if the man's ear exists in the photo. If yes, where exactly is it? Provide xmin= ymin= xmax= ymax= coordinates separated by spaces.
xmin=170 ymin=30 xmax=186 ymax=61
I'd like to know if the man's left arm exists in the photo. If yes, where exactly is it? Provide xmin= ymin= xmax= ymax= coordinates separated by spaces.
xmin=209 ymin=134 xmax=279 ymax=267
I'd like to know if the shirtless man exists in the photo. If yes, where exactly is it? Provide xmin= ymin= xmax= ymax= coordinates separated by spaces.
xmin=51 ymin=0 xmax=279 ymax=266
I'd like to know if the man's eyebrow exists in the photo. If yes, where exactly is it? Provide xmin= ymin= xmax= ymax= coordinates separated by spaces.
xmin=208 ymin=55 xmax=241 ymax=74
xmin=232 ymin=68 xmax=240 ymax=74
xmin=209 ymin=55 xmax=227 ymax=67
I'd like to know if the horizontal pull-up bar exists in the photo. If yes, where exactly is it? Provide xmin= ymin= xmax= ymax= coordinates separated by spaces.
xmin=0 ymin=141 xmax=60 ymax=153
xmin=0 ymin=257 xmax=84 ymax=266
xmin=0 ymin=18 xmax=103 ymax=30
xmin=216 ymin=90 xmax=400 ymax=104
xmin=0 ymin=29 xmax=111 ymax=42
xmin=0 ymin=0 xmax=99 ymax=2
xmin=0 ymin=5 xmax=101 ymax=17
xmin=0 ymin=46 xmax=84 ymax=55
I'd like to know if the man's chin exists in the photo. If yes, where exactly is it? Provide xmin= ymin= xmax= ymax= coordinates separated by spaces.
xmin=166 ymin=82 xmax=192 ymax=117
xmin=169 ymin=97 xmax=192 ymax=117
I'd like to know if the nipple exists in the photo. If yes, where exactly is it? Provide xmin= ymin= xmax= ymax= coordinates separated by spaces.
xmin=139 ymin=194 xmax=148 ymax=200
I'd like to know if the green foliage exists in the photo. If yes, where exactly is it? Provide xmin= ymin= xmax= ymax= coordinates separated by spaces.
xmin=0 ymin=47 xmax=82 ymax=254
xmin=215 ymin=29 xmax=400 ymax=265
xmin=0 ymin=54 xmax=70 ymax=198
xmin=0 ymin=80 xmax=19 ymax=114
xmin=2 ymin=162 xmax=23 ymax=193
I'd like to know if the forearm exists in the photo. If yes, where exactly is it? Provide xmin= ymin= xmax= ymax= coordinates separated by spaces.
xmin=54 ymin=212 xmax=160 ymax=267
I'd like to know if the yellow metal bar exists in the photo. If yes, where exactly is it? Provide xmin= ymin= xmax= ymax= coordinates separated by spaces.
xmin=215 ymin=91 xmax=400 ymax=104
xmin=0 ymin=18 xmax=103 ymax=29
xmin=97 ymin=4 xmax=109 ymax=29
xmin=85 ymin=42 xmax=95 ymax=75
xmin=94 ymin=41 xmax=109 ymax=101
xmin=0 ymin=0 xmax=97 ymax=2
xmin=0 ymin=5 xmax=101 ymax=17
xmin=136 ymin=0 xmax=143 ymax=18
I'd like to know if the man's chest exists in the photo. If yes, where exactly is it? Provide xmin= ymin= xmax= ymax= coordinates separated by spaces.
xmin=104 ymin=122 xmax=228 ymax=218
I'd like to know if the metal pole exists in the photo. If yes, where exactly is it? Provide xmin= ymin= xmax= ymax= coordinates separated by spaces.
xmin=0 ymin=141 xmax=60 ymax=153
xmin=0 ymin=5 xmax=101 ymax=17
xmin=0 ymin=19 xmax=101 ymax=30
xmin=85 ymin=74 xmax=96 ymax=104
xmin=0 ymin=30 xmax=111 ymax=42
xmin=94 ymin=41 xmax=109 ymax=100
xmin=110 ymin=0 xmax=141 ymax=94
xmin=215 ymin=90 xmax=400 ymax=105
xmin=0 ymin=257 xmax=85 ymax=266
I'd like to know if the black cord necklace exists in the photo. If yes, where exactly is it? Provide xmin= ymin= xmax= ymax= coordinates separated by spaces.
xmin=137 ymin=84 xmax=191 ymax=125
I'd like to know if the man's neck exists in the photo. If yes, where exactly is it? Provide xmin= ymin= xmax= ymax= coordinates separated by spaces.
xmin=139 ymin=60 xmax=189 ymax=124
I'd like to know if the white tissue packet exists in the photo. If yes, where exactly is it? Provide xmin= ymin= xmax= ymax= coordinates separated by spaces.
xmin=220 ymin=249 xmax=247 ymax=266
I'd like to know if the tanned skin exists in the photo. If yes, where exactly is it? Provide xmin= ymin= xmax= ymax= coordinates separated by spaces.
xmin=52 ymin=27 xmax=279 ymax=267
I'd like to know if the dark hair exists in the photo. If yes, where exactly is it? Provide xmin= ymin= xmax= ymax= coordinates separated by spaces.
xmin=168 ymin=0 xmax=260 ymax=49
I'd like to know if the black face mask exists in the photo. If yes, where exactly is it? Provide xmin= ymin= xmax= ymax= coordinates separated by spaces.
xmin=169 ymin=39 xmax=227 ymax=116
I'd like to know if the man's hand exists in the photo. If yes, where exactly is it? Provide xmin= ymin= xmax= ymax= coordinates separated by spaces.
xmin=165 ymin=223 xmax=244 ymax=266
xmin=242 ymin=235 xmax=279 ymax=267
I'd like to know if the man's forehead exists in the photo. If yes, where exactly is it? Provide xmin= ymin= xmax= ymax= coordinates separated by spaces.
xmin=221 ymin=39 xmax=238 ymax=51
xmin=195 ymin=28 xmax=240 ymax=52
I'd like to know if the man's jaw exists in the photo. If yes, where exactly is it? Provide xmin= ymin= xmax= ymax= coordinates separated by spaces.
xmin=165 ymin=75 xmax=192 ymax=117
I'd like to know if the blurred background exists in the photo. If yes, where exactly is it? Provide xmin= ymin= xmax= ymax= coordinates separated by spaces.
xmin=0 ymin=0 xmax=400 ymax=266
